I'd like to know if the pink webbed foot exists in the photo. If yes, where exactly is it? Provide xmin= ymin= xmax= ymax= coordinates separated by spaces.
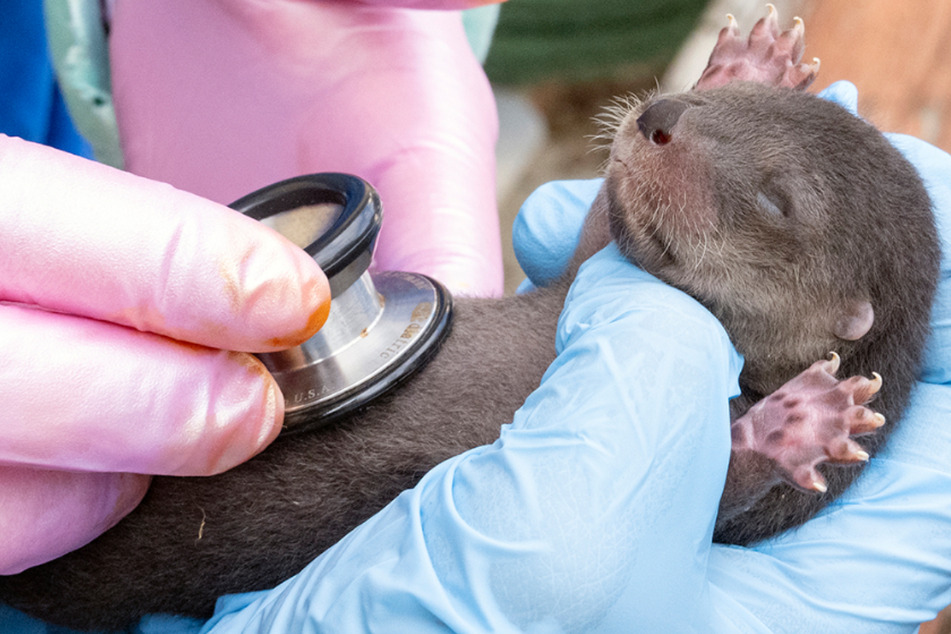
xmin=730 ymin=352 xmax=886 ymax=493
xmin=695 ymin=4 xmax=820 ymax=91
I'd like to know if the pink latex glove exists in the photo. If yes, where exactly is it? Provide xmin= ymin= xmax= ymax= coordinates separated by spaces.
xmin=0 ymin=134 xmax=330 ymax=574
xmin=110 ymin=0 xmax=504 ymax=297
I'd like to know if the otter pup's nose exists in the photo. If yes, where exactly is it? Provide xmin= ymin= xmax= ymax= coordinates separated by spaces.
xmin=636 ymin=99 xmax=689 ymax=145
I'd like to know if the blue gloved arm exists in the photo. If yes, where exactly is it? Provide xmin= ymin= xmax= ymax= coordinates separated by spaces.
xmin=200 ymin=244 xmax=743 ymax=632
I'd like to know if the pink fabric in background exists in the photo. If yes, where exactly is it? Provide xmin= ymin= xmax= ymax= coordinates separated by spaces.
xmin=110 ymin=0 xmax=504 ymax=296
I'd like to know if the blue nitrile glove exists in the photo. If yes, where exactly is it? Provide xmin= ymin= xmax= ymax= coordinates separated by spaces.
xmin=511 ymin=177 xmax=600 ymax=291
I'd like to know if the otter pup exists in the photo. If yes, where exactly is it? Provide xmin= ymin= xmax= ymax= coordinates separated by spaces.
xmin=0 ymin=8 xmax=939 ymax=630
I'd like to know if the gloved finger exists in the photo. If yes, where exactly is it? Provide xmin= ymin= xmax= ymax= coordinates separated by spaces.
xmin=512 ymin=178 xmax=603 ymax=288
xmin=0 ymin=302 xmax=282 ymax=476
xmin=0 ymin=135 xmax=330 ymax=353
xmin=818 ymin=80 xmax=859 ymax=114
xmin=0 ymin=467 xmax=149 ymax=575
xmin=110 ymin=2 xmax=502 ymax=296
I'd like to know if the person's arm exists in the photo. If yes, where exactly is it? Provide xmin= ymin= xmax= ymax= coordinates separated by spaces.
xmin=108 ymin=0 xmax=504 ymax=296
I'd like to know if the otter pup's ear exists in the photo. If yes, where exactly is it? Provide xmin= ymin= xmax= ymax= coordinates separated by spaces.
xmin=834 ymin=299 xmax=875 ymax=341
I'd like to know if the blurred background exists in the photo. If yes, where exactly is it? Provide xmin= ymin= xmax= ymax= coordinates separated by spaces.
xmin=488 ymin=0 xmax=951 ymax=293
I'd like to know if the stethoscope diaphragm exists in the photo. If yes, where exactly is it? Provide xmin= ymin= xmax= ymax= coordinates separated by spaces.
xmin=229 ymin=174 xmax=452 ymax=434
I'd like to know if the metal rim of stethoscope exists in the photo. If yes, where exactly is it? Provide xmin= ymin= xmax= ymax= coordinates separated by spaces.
xmin=229 ymin=173 xmax=453 ymax=434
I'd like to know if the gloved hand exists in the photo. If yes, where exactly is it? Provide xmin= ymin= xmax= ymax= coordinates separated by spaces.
xmin=187 ymin=81 xmax=951 ymax=632
xmin=0 ymin=135 xmax=330 ymax=575
xmin=107 ymin=0 xmax=504 ymax=296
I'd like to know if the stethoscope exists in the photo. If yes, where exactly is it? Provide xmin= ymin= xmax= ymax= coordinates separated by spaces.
xmin=229 ymin=173 xmax=452 ymax=434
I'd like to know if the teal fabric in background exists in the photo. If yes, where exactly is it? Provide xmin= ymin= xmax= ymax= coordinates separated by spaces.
xmin=462 ymin=4 xmax=502 ymax=63
xmin=42 ymin=0 xmax=123 ymax=168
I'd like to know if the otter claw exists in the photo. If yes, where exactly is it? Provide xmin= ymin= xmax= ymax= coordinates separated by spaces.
xmin=823 ymin=351 xmax=841 ymax=374
xmin=751 ymin=4 xmax=781 ymax=41
xmin=776 ymin=16 xmax=807 ymax=60
xmin=828 ymin=437 xmax=870 ymax=463
xmin=794 ymin=465 xmax=827 ymax=493
xmin=793 ymin=16 xmax=805 ymax=35
xmin=843 ymin=371 xmax=883 ymax=404
xmin=725 ymin=13 xmax=739 ymax=35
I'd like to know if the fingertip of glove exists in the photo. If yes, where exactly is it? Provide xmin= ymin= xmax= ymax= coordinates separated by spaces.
xmin=513 ymin=179 xmax=601 ymax=287
xmin=233 ymin=352 xmax=286 ymax=450
xmin=261 ymin=272 xmax=332 ymax=350
xmin=818 ymin=81 xmax=859 ymax=115
xmin=225 ymin=233 xmax=332 ymax=352
xmin=186 ymin=353 xmax=286 ymax=476
xmin=102 ymin=473 xmax=152 ymax=532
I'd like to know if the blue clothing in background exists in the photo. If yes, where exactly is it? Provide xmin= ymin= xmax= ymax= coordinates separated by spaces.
xmin=2 ymin=0 xmax=91 ymax=157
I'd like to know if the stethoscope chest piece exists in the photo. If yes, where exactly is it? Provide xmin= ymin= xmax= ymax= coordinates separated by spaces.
xmin=230 ymin=174 xmax=452 ymax=434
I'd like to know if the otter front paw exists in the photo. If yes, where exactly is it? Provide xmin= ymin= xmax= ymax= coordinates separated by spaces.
xmin=696 ymin=4 xmax=820 ymax=91
xmin=731 ymin=353 xmax=886 ymax=493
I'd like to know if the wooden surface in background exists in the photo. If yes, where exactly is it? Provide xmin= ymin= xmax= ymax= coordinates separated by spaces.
xmin=802 ymin=0 xmax=951 ymax=152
